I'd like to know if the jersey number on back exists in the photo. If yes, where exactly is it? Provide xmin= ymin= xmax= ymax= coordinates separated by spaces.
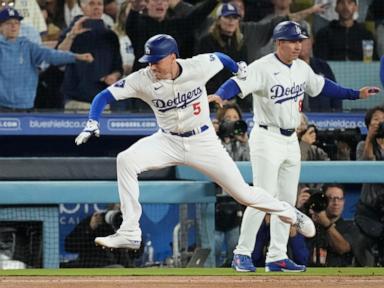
xmin=193 ymin=102 xmax=201 ymax=115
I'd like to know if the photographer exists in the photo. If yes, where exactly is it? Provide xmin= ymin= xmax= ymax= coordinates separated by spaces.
xmin=216 ymin=102 xmax=250 ymax=161
xmin=62 ymin=205 xmax=138 ymax=268
xmin=297 ymin=113 xmax=330 ymax=161
xmin=354 ymin=105 xmax=384 ymax=266
xmin=356 ymin=106 xmax=384 ymax=161
xmin=305 ymin=184 xmax=358 ymax=267
xmin=214 ymin=102 xmax=248 ymax=266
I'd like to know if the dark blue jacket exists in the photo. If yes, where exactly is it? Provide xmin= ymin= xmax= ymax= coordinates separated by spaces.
xmin=59 ymin=16 xmax=122 ymax=103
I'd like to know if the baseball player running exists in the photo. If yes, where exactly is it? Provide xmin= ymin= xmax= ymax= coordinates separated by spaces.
xmin=75 ymin=34 xmax=315 ymax=253
xmin=210 ymin=21 xmax=380 ymax=272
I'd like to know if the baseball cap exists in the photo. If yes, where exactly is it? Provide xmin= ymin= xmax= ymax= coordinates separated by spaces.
xmin=216 ymin=3 xmax=240 ymax=18
xmin=272 ymin=21 xmax=308 ymax=41
xmin=0 ymin=7 xmax=23 ymax=24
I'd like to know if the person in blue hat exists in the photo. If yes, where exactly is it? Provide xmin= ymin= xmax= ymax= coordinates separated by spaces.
xmin=195 ymin=3 xmax=247 ymax=98
xmin=0 ymin=6 xmax=93 ymax=111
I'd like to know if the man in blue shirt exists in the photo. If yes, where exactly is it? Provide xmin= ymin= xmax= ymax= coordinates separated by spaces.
xmin=0 ymin=6 xmax=93 ymax=111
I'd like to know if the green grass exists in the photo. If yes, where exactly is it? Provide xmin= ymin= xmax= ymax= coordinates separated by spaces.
xmin=0 ymin=267 xmax=383 ymax=277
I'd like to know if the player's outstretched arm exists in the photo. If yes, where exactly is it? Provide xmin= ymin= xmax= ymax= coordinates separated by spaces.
xmin=75 ymin=89 xmax=116 ymax=146
xmin=359 ymin=87 xmax=381 ymax=99
xmin=208 ymin=78 xmax=242 ymax=107
xmin=322 ymin=78 xmax=380 ymax=100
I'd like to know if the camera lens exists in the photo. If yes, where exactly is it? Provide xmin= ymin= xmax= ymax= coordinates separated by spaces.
xmin=233 ymin=120 xmax=247 ymax=135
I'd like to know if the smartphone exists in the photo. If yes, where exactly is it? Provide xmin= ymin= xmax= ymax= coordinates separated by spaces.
xmin=368 ymin=88 xmax=380 ymax=93
xmin=83 ymin=19 xmax=105 ymax=30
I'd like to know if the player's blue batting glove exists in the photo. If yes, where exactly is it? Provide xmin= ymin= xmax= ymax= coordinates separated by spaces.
xmin=75 ymin=119 xmax=100 ymax=145
xmin=234 ymin=61 xmax=247 ymax=80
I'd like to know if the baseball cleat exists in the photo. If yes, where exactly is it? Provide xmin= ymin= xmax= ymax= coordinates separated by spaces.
xmin=95 ymin=233 xmax=141 ymax=250
xmin=294 ymin=208 xmax=316 ymax=238
xmin=265 ymin=258 xmax=306 ymax=272
xmin=231 ymin=254 xmax=256 ymax=272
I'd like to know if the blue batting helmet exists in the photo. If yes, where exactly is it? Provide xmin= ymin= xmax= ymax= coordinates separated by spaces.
xmin=139 ymin=34 xmax=179 ymax=64
xmin=272 ymin=21 xmax=308 ymax=41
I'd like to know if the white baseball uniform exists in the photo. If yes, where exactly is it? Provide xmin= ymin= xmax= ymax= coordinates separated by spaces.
xmin=106 ymin=53 xmax=297 ymax=242
xmin=232 ymin=53 xmax=324 ymax=262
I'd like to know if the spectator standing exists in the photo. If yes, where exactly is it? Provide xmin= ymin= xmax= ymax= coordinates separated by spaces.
xmin=257 ymin=0 xmax=312 ymax=60
xmin=242 ymin=3 xmax=326 ymax=63
xmin=312 ymin=0 xmax=338 ymax=35
xmin=113 ymin=0 xmax=134 ymax=77
xmin=63 ymin=0 xmax=84 ymax=28
xmin=167 ymin=0 xmax=194 ymax=19
xmin=58 ymin=0 xmax=122 ymax=110
xmin=195 ymin=3 xmax=247 ymax=96
xmin=109 ymin=0 xmax=135 ymax=111
xmin=314 ymin=0 xmax=377 ymax=61
xmin=299 ymin=26 xmax=341 ymax=112
xmin=0 ymin=6 xmax=93 ymax=111
xmin=125 ymin=0 xmax=218 ymax=72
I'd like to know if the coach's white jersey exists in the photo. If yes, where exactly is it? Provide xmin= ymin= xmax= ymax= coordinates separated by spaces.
xmin=108 ymin=53 xmax=223 ymax=132
xmin=233 ymin=53 xmax=325 ymax=129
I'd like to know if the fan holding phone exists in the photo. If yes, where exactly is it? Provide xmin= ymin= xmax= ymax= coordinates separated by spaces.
xmin=57 ymin=0 xmax=123 ymax=111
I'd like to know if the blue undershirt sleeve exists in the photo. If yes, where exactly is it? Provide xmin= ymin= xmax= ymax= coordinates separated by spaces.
xmin=380 ymin=56 xmax=384 ymax=87
xmin=214 ymin=52 xmax=238 ymax=73
xmin=321 ymin=78 xmax=360 ymax=100
xmin=215 ymin=79 xmax=241 ymax=100
xmin=89 ymin=89 xmax=116 ymax=121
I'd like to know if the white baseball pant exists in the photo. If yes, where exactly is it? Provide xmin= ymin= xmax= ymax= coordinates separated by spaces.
xmin=115 ymin=127 xmax=297 ymax=241
xmin=234 ymin=126 xmax=301 ymax=261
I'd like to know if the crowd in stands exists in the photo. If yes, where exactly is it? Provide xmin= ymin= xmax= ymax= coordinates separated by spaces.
xmin=0 ymin=0 xmax=382 ymax=112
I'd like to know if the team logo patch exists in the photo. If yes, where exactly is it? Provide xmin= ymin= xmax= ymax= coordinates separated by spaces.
xmin=114 ymin=79 xmax=125 ymax=88
xmin=152 ymin=87 xmax=203 ymax=112
xmin=295 ymin=25 xmax=301 ymax=35
xmin=270 ymin=82 xmax=305 ymax=104
xmin=145 ymin=46 xmax=150 ymax=55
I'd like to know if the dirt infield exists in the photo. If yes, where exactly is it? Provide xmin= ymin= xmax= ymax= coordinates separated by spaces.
xmin=1 ymin=276 xmax=384 ymax=288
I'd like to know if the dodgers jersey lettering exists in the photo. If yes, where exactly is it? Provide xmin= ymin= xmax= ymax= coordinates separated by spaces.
xmin=233 ymin=53 xmax=325 ymax=129
xmin=107 ymin=53 xmax=223 ymax=133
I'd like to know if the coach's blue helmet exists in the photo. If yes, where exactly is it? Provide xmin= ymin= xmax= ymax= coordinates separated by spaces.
xmin=139 ymin=34 xmax=179 ymax=63
xmin=272 ymin=21 xmax=308 ymax=41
